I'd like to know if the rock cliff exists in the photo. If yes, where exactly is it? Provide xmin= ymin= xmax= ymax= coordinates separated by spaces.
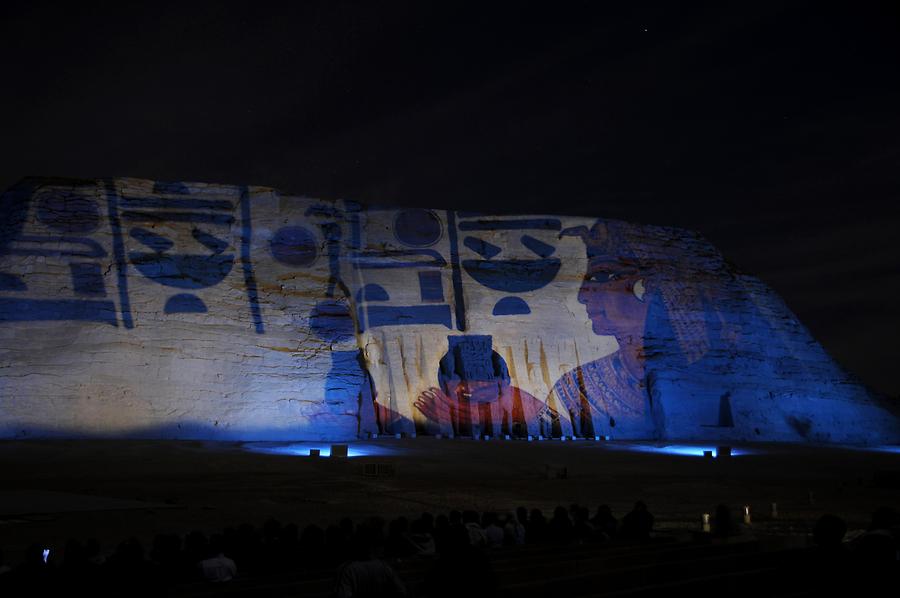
xmin=1 ymin=177 xmax=896 ymax=443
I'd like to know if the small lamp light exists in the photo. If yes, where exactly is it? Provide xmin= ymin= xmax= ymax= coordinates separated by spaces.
xmin=702 ymin=513 xmax=711 ymax=533
xmin=743 ymin=505 xmax=751 ymax=525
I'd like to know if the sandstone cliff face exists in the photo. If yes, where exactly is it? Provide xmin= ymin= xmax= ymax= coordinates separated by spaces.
xmin=0 ymin=177 xmax=896 ymax=443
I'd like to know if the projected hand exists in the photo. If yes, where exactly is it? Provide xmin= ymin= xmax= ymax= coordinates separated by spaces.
xmin=414 ymin=387 xmax=468 ymax=423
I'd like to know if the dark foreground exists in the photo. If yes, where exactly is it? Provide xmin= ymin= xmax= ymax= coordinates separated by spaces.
xmin=1 ymin=438 xmax=898 ymax=595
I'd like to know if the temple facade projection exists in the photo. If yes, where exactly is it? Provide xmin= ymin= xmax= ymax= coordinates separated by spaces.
xmin=0 ymin=177 xmax=897 ymax=444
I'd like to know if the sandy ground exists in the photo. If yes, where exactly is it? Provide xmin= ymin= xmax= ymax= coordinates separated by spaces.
xmin=1 ymin=438 xmax=899 ymax=560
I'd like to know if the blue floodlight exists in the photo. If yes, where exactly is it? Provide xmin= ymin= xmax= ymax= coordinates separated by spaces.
xmin=611 ymin=443 xmax=757 ymax=457
xmin=243 ymin=442 xmax=397 ymax=458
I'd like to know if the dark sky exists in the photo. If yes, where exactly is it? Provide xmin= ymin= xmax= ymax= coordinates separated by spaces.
xmin=2 ymin=1 xmax=898 ymax=396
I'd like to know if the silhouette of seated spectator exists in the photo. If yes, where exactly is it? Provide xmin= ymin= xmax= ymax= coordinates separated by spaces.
xmin=328 ymin=522 xmax=354 ymax=564
xmin=711 ymin=504 xmax=744 ymax=538
xmin=300 ymin=523 xmax=327 ymax=570
xmin=263 ymin=518 xmax=283 ymax=549
xmin=199 ymin=534 xmax=236 ymax=583
xmin=619 ymin=501 xmax=654 ymax=540
xmin=0 ymin=548 xmax=11 ymax=577
xmin=106 ymin=537 xmax=159 ymax=596
xmin=793 ymin=513 xmax=849 ymax=593
xmin=425 ymin=522 xmax=496 ymax=598
xmin=84 ymin=538 xmax=105 ymax=567
xmin=573 ymin=505 xmax=595 ymax=543
xmin=854 ymin=506 xmax=899 ymax=567
xmin=591 ymin=504 xmax=618 ymax=540
xmin=528 ymin=508 xmax=548 ymax=543
xmin=183 ymin=530 xmax=208 ymax=579
xmin=408 ymin=517 xmax=437 ymax=556
xmin=516 ymin=506 xmax=528 ymax=526
xmin=367 ymin=517 xmax=388 ymax=551
xmin=483 ymin=512 xmax=505 ymax=548
xmin=10 ymin=543 xmax=55 ymax=595
xmin=464 ymin=510 xmax=487 ymax=547
xmin=335 ymin=527 xmax=407 ymax=598
xmin=504 ymin=511 xmax=526 ymax=546
xmin=108 ymin=537 xmax=146 ymax=572
xmin=149 ymin=533 xmax=181 ymax=583
xmin=0 ymin=548 xmax=15 ymax=595
xmin=434 ymin=514 xmax=450 ymax=554
xmin=813 ymin=514 xmax=847 ymax=551
xmin=387 ymin=516 xmax=420 ymax=559
xmin=278 ymin=522 xmax=300 ymax=566
xmin=60 ymin=538 xmax=86 ymax=582
xmin=867 ymin=505 xmax=900 ymax=540
xmin=548 ymin=505 xmax=575 ymax=544
xmin=228 ymin=523 xmax=260 ymax=576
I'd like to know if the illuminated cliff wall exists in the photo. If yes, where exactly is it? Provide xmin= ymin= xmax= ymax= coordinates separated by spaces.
xmin=1 ymin=177 xmax=897 ymax=443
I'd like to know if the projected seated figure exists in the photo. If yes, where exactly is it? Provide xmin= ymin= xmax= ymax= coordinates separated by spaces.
xmin=551 ymin=220 xmax=727 ymax=439
xmin=414 ymin=335 xmax=560 ymax=438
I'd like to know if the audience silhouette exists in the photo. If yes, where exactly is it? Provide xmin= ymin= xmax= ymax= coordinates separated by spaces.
xmin=619 ymin=500 xmax=654 ymax=540
xmin=0 ymin=502 xmax=895 ymax=596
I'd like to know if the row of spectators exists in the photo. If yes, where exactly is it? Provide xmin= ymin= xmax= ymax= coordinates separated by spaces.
xmin=0 ymin=502 xmax=897 ymax=597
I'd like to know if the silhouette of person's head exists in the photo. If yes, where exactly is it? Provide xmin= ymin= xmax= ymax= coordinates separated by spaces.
xmin=516 ymin=506 xmax=528 ymax=525
xmin=208 ymin=534 xmax=226 ymax=558
xmin=595 ymin=505 xmax=614 ymax=519
xmin=553 ymin=506 xmax=569 ymax=522
xmin=350 ymin=526 xmax=379 ymax=561
xmin=868 ymin=506 xmax=899 ymax=531
xmin=24 ymin=544 xmax=46 ymax=567
xmin=442 ymin=524 xmax=471 ymax=556
xmin=813 ymin=514 xmax=847 ymax=548
xmin=713 ymin=504 xmax=734 ymax=537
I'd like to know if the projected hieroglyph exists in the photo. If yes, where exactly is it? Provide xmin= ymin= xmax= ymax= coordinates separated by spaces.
xmin=1 ymin=177 xmax=897 ymax=443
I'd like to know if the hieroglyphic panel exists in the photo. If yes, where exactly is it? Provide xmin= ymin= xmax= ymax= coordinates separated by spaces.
xmin=1 ymin=177 xmax=897 ymax=444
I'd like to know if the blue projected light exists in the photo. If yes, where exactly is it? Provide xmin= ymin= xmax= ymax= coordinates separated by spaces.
xmin=243 ymin=442 xmax=397 ymax=458
xmin=610 ymin=443 xmax=757 ymax=457
xmin=854 ymin=445 xmax=900 ymax=455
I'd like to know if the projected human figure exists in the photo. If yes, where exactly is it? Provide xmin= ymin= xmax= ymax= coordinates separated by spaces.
xmin=414 ymin=335 xmax=560 ymax=438
xmin=552 ymin=221 xmax=660 ymax=438
xmin=554 ymin=220 xmax=742 ymax=438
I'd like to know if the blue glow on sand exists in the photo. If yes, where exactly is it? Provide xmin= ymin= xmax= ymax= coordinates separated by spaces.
xmin=243 ymin=442 xmax=397 ymax=458
xmin=857 ymin=445 xmax=900 ymax=455
xmin=611 ymin=443 xmax=757 ymax=457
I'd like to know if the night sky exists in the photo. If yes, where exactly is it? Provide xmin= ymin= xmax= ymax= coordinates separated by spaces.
xmin=2 ymin=2 xmax=898 ymax=397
